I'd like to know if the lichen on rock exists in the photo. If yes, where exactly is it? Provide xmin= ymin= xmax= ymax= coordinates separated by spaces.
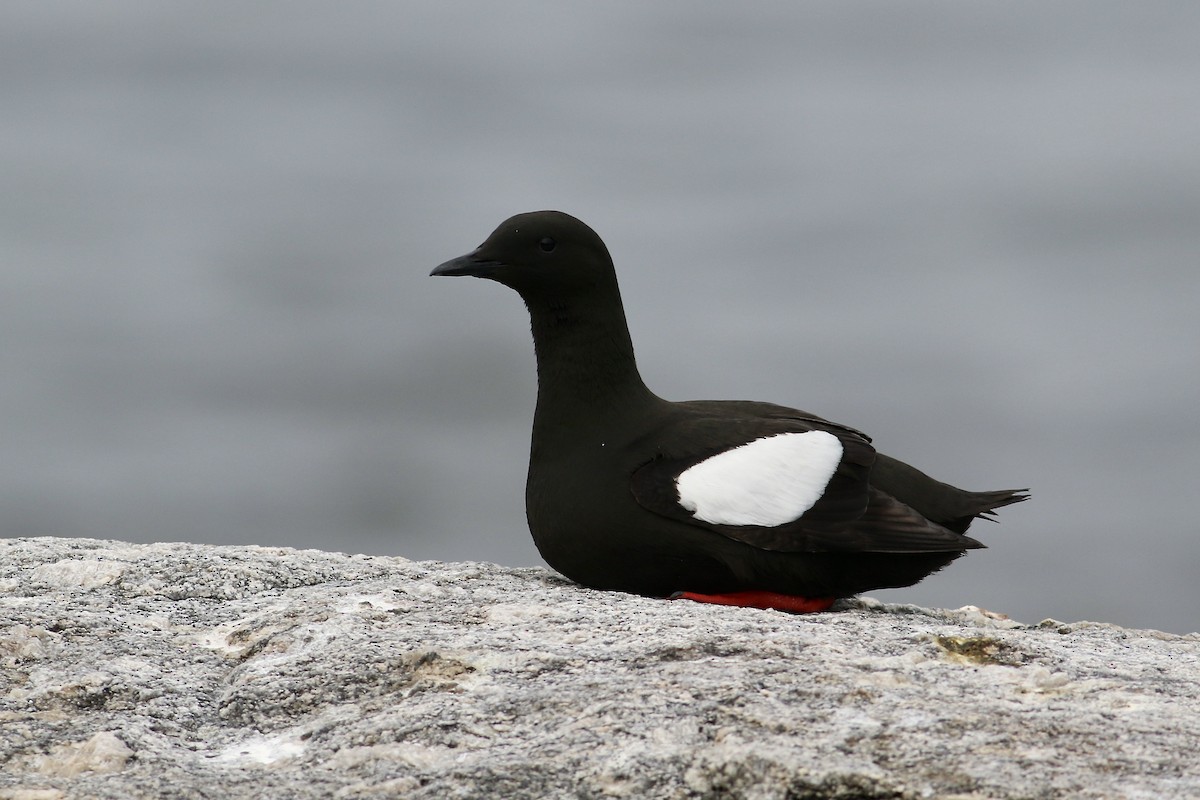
xmin=1 ymin=537 xmax=1198 ymax=799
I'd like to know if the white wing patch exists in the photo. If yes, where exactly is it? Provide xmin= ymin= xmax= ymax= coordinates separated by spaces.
xmin=675 ymin=431 xmax=843 ymax=527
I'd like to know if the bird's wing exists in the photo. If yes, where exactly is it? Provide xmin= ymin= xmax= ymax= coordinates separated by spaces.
xmin=629 ymin=406 xmax=977 ymax=554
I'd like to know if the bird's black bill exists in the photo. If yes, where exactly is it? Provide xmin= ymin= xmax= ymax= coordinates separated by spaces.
xmin=430 ymin=251 xmax=503 ymax=278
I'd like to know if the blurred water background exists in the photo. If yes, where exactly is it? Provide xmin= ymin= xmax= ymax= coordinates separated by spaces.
xmin=3 ymin=2 xmax=1198 ymax=633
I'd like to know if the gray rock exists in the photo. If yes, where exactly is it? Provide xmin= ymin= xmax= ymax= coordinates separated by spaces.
xmin=1 ymin=538 xmax=1197 ymax=800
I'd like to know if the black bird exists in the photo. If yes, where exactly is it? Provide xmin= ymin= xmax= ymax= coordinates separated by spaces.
xmin=432 ymin=211 xmax=1027 ymax=612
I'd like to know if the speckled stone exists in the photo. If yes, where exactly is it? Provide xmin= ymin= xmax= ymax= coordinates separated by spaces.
xmin=2 ymin=538 xmax=1197 ymax=799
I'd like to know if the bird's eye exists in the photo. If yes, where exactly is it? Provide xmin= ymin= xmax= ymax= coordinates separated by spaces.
xmin=538 ymin=237 xmax=557 ymax=253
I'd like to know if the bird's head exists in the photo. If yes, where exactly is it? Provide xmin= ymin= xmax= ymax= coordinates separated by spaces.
xmin=431 ymin=210 xmax=617 ymax=301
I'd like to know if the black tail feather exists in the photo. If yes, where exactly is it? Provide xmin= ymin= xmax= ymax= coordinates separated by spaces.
xmin=947 ymin=488 xmax=1029 ymax=532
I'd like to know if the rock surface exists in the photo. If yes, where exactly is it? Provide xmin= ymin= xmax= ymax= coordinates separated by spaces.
xmin=1 ymin=538 xmax=1197 ymax=800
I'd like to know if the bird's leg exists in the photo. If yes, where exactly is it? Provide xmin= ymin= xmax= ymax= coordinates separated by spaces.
xmin=669 ymin=590 xmax=835 ymax=613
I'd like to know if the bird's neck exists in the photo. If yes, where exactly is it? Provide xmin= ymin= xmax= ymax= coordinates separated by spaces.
xmin=524 ymin=292 xmax=658 ymax=430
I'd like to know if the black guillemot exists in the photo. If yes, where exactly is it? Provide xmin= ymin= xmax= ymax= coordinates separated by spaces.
xmin=431 ymin=211 xmax=1027 ymax=612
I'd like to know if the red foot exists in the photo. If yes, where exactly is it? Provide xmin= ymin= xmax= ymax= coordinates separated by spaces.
xmin=669 ymin=590 xmax=835 ymax=614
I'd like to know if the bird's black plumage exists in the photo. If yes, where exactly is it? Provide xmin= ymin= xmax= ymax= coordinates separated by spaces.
xmin=432 ymin=211 xmax=1027 ymax=603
